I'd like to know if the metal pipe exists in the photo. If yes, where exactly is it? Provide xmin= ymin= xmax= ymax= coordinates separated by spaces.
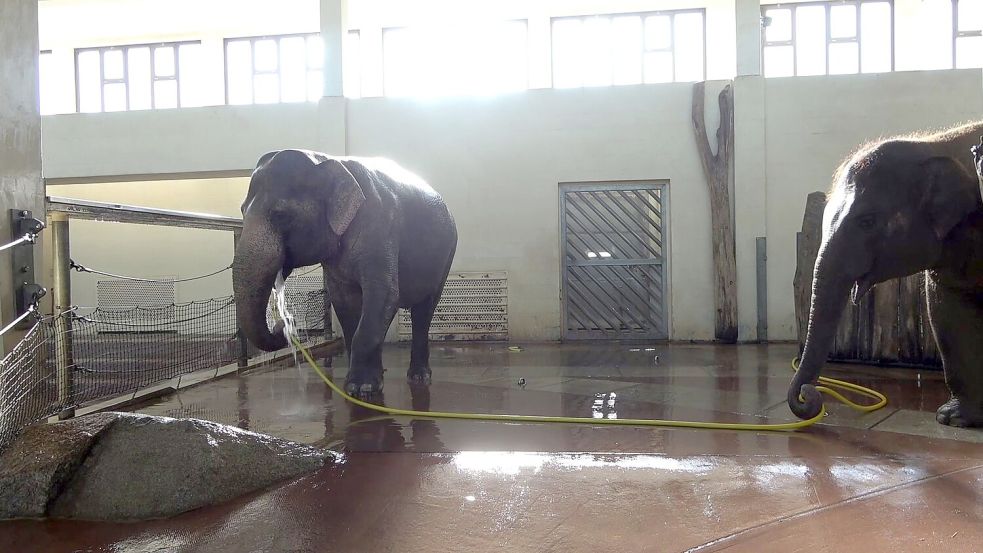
xmin=51 ymin=214 xmax=75 ymax=419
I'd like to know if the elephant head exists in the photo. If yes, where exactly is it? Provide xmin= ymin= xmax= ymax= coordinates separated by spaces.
xmin=790 ymin=140 xmax=982 ymax=419
xmin=233 ymin=150 xmax=365 ymax=351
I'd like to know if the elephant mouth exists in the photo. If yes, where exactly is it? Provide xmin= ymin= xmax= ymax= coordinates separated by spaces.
xmin=851 ymin=276 xmax=873 ymax=305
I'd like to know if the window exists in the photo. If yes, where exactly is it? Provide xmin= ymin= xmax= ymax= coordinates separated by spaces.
xmin=75 ymin=42 xmax=202 ymax=112
xmin=955 ymin=0 xmax=982 ymax=68
xmin=344 ymin=30 xmax=361 ymax=98
xmin=551 ymin=10 xmax=705 ymax=88
xmin=225 ymin=33 xmax=323 ymax=105
xmin=382 ymin=20 xmax=528 ymax=97
xmin=39 ymin=50 xmax=57 ymax=115
xmin=761 ymin=1 xmax=893 ymax=77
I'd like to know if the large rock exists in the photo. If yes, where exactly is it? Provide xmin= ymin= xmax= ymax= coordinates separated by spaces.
xmin=0 ymin=412 xmax=334 ymax=521
xmin=0 ymin=413 xmax=119 ymax=519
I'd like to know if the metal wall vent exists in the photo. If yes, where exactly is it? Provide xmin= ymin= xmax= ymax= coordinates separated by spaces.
xmin=398 ymin=271 xmax=508 ymax=341
xmin=95 ymin=278 xmax=177 ymax=332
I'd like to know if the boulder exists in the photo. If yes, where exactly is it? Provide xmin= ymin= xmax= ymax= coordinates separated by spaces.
xmin=0 ymin=412 xmax=334 ymax=521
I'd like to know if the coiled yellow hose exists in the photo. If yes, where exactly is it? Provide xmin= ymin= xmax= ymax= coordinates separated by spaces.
xmin=291 ymin=337 xmax=886 ymax=432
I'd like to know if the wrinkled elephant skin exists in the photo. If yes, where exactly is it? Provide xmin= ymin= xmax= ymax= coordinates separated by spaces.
xmin=793 ymin=121 xmax=983 ymax=427
xmin=232 ymin=150 xmax=458 ymax=398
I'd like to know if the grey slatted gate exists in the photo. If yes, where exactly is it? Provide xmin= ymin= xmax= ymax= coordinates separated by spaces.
xmin=560 ymin=183 xmax=668 ymax=340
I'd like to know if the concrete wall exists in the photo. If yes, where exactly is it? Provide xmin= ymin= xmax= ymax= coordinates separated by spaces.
xmin=0 ymin=0 xmax=44 ymax=355
xmin=761 ymin=69 xmax=983 ymax=340
xmin=46 ymin=69 xmax=983 ymax=342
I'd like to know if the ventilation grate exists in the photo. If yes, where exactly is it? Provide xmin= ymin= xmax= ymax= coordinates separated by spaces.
xmin=398 ymin=271 xmax=508 ymax=341
xmin=96 ymin=278 xmax=177 ymax=332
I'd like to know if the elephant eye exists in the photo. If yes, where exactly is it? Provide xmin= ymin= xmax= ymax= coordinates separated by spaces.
xmin=856 ymin=214 xmax=876 ymax=230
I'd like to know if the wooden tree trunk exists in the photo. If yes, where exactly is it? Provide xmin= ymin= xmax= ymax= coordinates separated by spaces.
xmin=692 ymin=82 xmax=738 ymax=343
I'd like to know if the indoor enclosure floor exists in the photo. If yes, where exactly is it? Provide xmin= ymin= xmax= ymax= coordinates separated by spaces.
xmin=2 ymin=342 xmax=983 ymax=552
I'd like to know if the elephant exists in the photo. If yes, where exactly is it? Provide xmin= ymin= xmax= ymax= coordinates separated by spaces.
xmin=232 ymin=149 xmax=458 ymax=397
xmin=790 ymin=121 xmax=983 ymax=427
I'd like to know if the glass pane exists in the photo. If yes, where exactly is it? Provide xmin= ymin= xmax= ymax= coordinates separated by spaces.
xmin=383 ymin=27 xmax=415 ymax=96
xmin=763 ymin=45 xmax=794 ymax=77
xmin=103 ymin=82 xmax=126 ymax=111
xmin=254 ymin=73 xmax=279 ymax=103
xmin=153 ymin=79 xmax=178 ymax=108
xmin=674 ymin=12 xmax=704 ymax=82
xmin=611 ymin=16 xmax=642 ymax=85
xmin=307 ymin=69 xmax=323 ymax=101
xmin=38 ymin=53 xmax=57 ymax=115
xmin=582 ymin=16 xmax=613 ymax=87
xmin=959 ymin=0 xmax=982 ymax=32
xmin=829 ymin=42 xmax=859 ymax=74
xmin=154 ymin=46 xmax=175 ymax=77
xmin=830 ymin=5 xmax=857 ymax=39
xmin=796 ymin=5 xmax=826 ymax=76
xmin=77 ymin=50 xmax=102 ymax=112
xmin=765 ymin=9 xmax=792 ymax=43
xmin=644 ymin=15 xmax=671 ymax=50
xmin=254 ymin=39 xmax=278 ymax=72
xmin=280 ymin=36 xmax=307 ymax=102
xmin=643 ymin=51 xmax=673 ymax=83
xmin=226 ymin=40 xmax=253 ymax=105
xmin=103 ymin=49 xmax=124 ymax=80
xmin=861 ymin=2 xmax=892 ymax=73
xmin=178 ymin=43 xmax=205 ymax=107
xmin=343 ymin=31 xmax=361 ymax=98
xmin=307 ymin=35 xmax=324 ymax=68
xmin=552 ymin=18 xmax=584 ymax=88
xmin=127 ymin=47 xmax=152 ymax=110
xmin=956 ymin=36 xmax=983 ymax=68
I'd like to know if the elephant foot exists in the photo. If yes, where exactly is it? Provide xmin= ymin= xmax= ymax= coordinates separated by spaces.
xmin=344 ymin=373 xmax=384 ymax=398
xmin=936 ymin=398 xmax=983 ymax=428
xmin=407 ymin=366 xmax=432 ymax=385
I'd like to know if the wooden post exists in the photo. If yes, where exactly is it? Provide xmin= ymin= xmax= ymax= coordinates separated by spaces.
xmin=232 ymin=229 xmax=248 ymax=371
xmin=793 ymin=192 xmax=827 ymax=350
xmin=51 ymin=214 xmax=75 ymax=419
xmin=692 ymin=82 xmax=738 ymax=343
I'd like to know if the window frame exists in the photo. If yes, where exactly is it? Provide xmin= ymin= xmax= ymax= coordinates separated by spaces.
xmin=74 ymin=41 xmax=198 ymax=112
xmin=953 ymin=0 xmax=982 ymax=68
xmin=549 ymin=8 xmax=708 ymax=88
xmin=222 ymin=32 xmax=323 ymax=105
xmin=760 ymin=0 xmax=895 ymax=77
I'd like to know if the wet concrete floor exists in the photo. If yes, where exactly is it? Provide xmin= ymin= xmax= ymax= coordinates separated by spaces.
xmin=2 ymin=342 xmax=982 ymax=552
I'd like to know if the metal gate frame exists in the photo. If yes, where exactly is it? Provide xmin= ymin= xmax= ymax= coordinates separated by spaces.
xmin=558 ymin=181 xmax=670 ymax=341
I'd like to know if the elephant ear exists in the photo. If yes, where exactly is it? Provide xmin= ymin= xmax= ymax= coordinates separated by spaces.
xmin=313 ymin=158 xmax=365 ymax=236
xmin=922 ymin=156 xmax=980 ymax=240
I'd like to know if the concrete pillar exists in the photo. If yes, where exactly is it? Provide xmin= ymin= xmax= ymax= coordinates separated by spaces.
xmin=0 ymin=0 xmax=44 ymax=355
xmin=320 ymin=0 xmax=347 ymax=97
xmin=735 ymin=0 xmax=762 ymax=77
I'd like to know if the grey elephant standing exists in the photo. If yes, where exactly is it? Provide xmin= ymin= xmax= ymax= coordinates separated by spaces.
xmin=791 ymin=121 xmax=983 ymax=427
xmin=232 ymin=150 xmax=457 ymax=397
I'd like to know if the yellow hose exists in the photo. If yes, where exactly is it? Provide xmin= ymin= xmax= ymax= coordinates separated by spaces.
xmin=291 ymin=336 xmax=887 ymax=432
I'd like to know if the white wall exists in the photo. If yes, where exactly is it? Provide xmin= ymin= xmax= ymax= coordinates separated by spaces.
xmin=762 ymin=69 xmax=983 ymax=340
xmin=42 ymin=69 xmax=983 ymax=342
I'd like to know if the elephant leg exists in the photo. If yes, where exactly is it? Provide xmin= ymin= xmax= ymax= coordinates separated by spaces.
xmin=331 ymin=291 xmax=361 ymax=357
xmin=408 ymin=295 xmax=439 ymax=384
xmin=345 ymin=281 xmax=398 ymax=398
xmin=926 ymin=278 xmax=983 ymax=427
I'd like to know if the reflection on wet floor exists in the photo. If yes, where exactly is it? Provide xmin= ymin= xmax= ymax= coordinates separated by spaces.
xmin=3 ymin=342 xmax=983 ymax=552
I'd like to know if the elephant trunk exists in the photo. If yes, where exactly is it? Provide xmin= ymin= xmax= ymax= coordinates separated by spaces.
xmin=788 ymin=241 xmax=855 ymax=419
xmin=233 ymin=217 xmax=288 ymax=352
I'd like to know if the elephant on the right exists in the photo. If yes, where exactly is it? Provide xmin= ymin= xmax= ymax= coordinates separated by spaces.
xmin=790 ymin=121 xmax=983 ymax=427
